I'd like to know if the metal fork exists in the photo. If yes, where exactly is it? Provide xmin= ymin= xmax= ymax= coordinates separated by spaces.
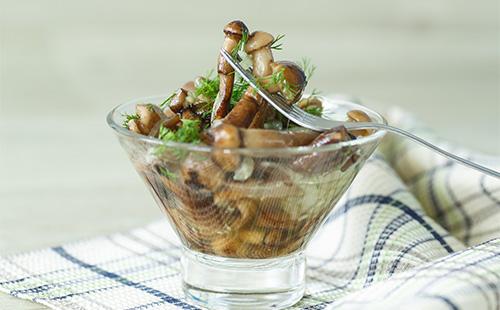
xmin=221 ymin=48 xmax=499 ymax=178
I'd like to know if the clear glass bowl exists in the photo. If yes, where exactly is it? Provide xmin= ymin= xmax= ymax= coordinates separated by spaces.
xmin=107 ymin=95 xmax=386 ymax=309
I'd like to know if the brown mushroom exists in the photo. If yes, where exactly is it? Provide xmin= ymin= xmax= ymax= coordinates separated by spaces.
xmin=160 ymin=114 xmax=181 ymax=130
xmin=145 ymin=104 xmax=179 ymax=137
xmin=181 ymin=108 xmax=200 ymax=121
xmin=265 ymin=61 xmax=307 ymax=104
xmin=127 ymin=119 xmax=143 ymax=134
xmin=223 ymin=31 xmax=275 ymax=128
xmin=248 ymin=102 xmax=274 ymax=129
xmin=292 ymin=126 xmax=353 ymax=173
xmin=182 ymin=80 xmax=196 ymax=93
xmin=169 ymin=88 xmax=188 ymax=113
xmin=223 ymin=89 xmax=260 ymax=128
xmin=347 ymin=110 xmax=372 ymax=137
xmin=209 ymin=123 xmax=242 ymax=172
xmin=241 ymin=128 xmax=318 ymax=148
xmin=207 ymin=123 xmax=318 ymax=149
xmin=136 ymin=104 xmax=162 ymax=135
xmin=245 ymin=31 xmax=275 ymax=77
xmin=225 ymin=60 xmax=306 ymax=129
xmin=181 ymin=155 xmax=226 ymax=191
xmin=297 ymin=96 xmax=322 ymax=109
xmin=212 ymin=20 xmax=248 ymax=121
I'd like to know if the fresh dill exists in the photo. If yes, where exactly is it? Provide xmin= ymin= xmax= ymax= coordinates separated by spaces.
xmin=160 ymin=92 xmax=176 ymax=109
xmin=232 ymin=29 xmax=249 ymax=59
xmin=298 ymin=58 xmax=316 ymax=82
xmin=304 ymin=105 xmax=322 ymax=116
xmin=270 ymin=34 xmax=285 ymax=50
xmin=158 ymin=119 xmax=201 ymax=144
xmin=259 ymin=67 xmax=299 ymax=101
xmin=230 ymin=74 xmax=249 ymax=107
xmin=194 ymin=71 xmax=219 ymax=103
xmin=122 ymin=113 xmax=139 ymax=128
xmin=158 ymin=166 xmax=177 ymax=180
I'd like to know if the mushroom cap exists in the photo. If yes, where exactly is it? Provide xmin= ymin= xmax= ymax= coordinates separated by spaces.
xmin=210 ymin=123 xmax=241 ymax=148
xmin=182 ymin=80 xmax=195 ymax=93
xmin=245 ymin=31 xmax=274 ymax=53
xmin=224 ymin=20 xmax=248 ymax=37
xmin=271 ymin=61 xmax=307 ymax=103
xmin=347 ymin=110 xmax=371 ymax=122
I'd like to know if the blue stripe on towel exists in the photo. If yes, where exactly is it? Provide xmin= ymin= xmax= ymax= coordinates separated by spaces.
xmin=52 ymin=246 xmax=198 ymax=310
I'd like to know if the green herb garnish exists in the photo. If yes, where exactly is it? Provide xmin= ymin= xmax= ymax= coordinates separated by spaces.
xmin=259 ymin=67 xmax=299 ymax=101
xmin=160 ymin=92 xmax=176 ymax=109
xmin=232 ymin=30 xmax=249 ymax=59
xmin=159 ymin=119 xmax=201 ymax=144
xmin=158 ymin=166 xmax=177 ymax=180
xmin=298 ymin=58 xmax=316 ymax=83
xmin=270 ymin=34 xmax=285 ymax=50
xmin=230 ymin=75 xmax=249 ymax=107
xmin=122 ymin=113 xmax=139 ymax=128
xmin=304 ymin=105 xmax=322 ymax=116
xmin=154 ymin=119 xmax=201 ymax=159
xmin=194 ymin=71 xmax=219 ymax=103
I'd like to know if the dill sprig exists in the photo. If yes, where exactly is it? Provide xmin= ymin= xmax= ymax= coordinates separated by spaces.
xmin=230 ymin=74 xmax=249 ymax=107
xmin=158 ymin=166 xmax=177 ymax=180
xmin=298 ymin=58 xmax=316 ymax=82
xmin=270 ymin=34 xmax=285 ymax=50
xmin=122 ymin=113 xmax=139 ymax=128
xmin=304 ymin=105 xmax=322 ymax=116
xmin=160 ymin=92 xmax=176 ymax=109
xmin=258 ymin=67 xmax=299 ymax=102
xmin=194 ymin=71 xmax=219 ymax=103
xmin=232 ymin=29 xmax=249 ymax=59
xmin=158 ymin=119 xmax=201 ymax=144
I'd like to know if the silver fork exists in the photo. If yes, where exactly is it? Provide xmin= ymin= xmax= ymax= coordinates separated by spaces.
xmin=221 ymin=49 xmax=499 ymax=178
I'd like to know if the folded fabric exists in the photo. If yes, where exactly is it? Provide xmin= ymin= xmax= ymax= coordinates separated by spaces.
xmin=381 ymin=108 xmax=500 ymax=246
xmin=0 ymin=109 xmax=498 ymax=309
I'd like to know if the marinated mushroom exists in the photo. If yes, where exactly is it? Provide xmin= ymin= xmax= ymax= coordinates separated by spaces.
xmin=212 ymin=20 xmax=248 ymax=121
xmin=223 ymin=89 xmax=260 ymax=128
xmin=120 ymin=20 xmax=378 ymax=259
xmin=136 ymin=104 xmax=162 ymax=135
xmin=245 ymin=31 xmax=275 ymax=77
xmin=292 ymin=126 xmax=353 ymax=173
xmin=223 ymin=31 xmax=276 ymax=128
xmin=347 ymin=109 xmax=372 ymax=137
xmin=209 ymin=123 xmax=242 ymax=172
xmin=265 ymin=61 xmax=307 ymax=104
xmin=170 ymin=88 xmax=188 ymax=113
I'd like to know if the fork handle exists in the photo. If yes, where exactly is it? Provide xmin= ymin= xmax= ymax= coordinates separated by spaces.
xmin=346 ymin=122 xmax=500 ymax=178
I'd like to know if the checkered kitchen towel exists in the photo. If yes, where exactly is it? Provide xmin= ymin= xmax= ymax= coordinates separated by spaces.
xmin=1 ymin=110 xmax=499 ymax=309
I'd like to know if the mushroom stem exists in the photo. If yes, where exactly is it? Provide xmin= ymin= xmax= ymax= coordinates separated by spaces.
xmin=224 ymin=31 xmax=275 ymax=128
xmin=223 ymin=89 xmax=260 ymax=128
xmin=292 ymin=126 xmax=354 ymax=173
xmin=211 ymin=20 xmax=248 ymax=122
xmin=263 ymin=61 xmax=307 ymax=104
xmin=207 ymin=123 xmax=318 ymax=149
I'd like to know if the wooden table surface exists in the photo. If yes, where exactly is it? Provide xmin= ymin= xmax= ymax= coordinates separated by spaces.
xmin=1 ymin=0 xmax=498 ymax=308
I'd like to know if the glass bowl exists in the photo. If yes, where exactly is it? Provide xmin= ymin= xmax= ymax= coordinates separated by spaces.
xmin=107 ymin=95 xmax=386 ymax=309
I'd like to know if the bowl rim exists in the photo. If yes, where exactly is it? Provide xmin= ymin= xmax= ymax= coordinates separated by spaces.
xmin=107 ymin=94 xmax=388 ymax=155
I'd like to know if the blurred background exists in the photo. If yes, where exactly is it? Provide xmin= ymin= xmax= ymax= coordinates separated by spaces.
xmin=1 ymin=0 xmax=499 ymax=251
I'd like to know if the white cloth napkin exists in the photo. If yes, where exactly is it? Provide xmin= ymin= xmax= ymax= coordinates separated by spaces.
xmin=1 ymin=109 xmax=499 ymax=309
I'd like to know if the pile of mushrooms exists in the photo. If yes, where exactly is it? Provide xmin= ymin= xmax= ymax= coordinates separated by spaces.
xmin=125 ymin=20 xmax=374 ymax=259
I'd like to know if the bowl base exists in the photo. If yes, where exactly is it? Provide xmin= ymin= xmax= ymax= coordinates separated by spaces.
xmin=181 ymin=249 xmax=305 ymax=309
